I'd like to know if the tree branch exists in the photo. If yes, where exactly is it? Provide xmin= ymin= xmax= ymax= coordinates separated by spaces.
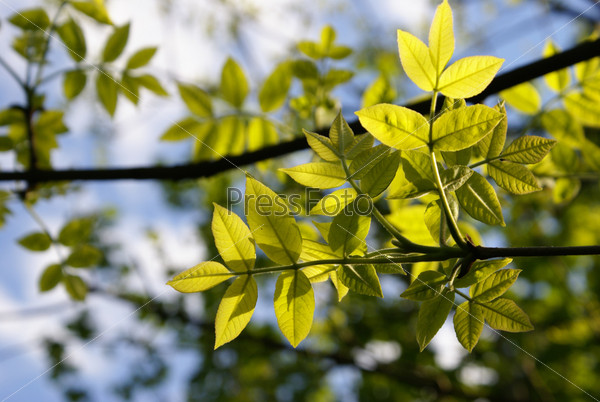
xmin=1 ymin=38 xmax=599 ymax=184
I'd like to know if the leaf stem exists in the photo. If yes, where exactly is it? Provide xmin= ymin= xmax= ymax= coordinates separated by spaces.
xmin=34 ymin=0 xmax=69 ymax=88
xmin=0 ymin=56 xmax=26 ymax=89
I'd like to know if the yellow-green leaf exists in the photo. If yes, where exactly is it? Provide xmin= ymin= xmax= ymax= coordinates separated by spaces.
xmin=66 ymin=245 xmax=102 ymax=268
xmin=337 ymin=264 xmax=383 ymax=297
xmin=64 ymin=274 xmax=88 ymax=301
xmin=360 ymin=150 xmax=401 ymax=197
xmin=212 ymin=204 xmax=255 ymax=272
xmin=214 ymin=276 xmax=257 ymax=349
xmin=543 ymin=40 xmax=570 ymax=92
xmin=330 ymin=270 xmax=349 ymax=301
xmin=70 ymin=1 xmax=112 ymax=25
xmin=362 ymin=75 xmax=397 ymax=108
xmin=167 ymin=261 xmax=232 ymax=293
xmin=281 ymin=162 xmax=346 ymax=189
xmin=96 ymin=73 xmax=118 ymax=116
xmin=245 ymin=177 xmax=302 ymax=265
xmin=429 ymin=0 xmax=454 ymax=77
xmin=456 ymin=172 xmax=504 ymax=226
xmin=471 ymin=269 xmax=521 ymax=302
xmin=349 ymin=144 xmax=390 ymax=180
xmin=481 ymin=298 xmax=534 ymax=332
xmin=345 ymin=133 xmax=375 ymax=160
xmin=454 ymin=258 xmax=512 ymax=288
xmin=432 ymin=105 xmax=502 ymax=151
xmin=248 ymin=118 xmax=278 ymax=152
xmin=328 ymin=198 xmax=372 ymax=256
xmin=274 ymin=270 xmax=314 ymax=348
xmin=39 ymin=264 xmax=63 ymax=292
xmin=126 ymin=47 xmax=157 ymax=70
xmin=102 ymin=23 xmax=130 ymax=63
xmin=438 ymin=56 xmax=504 ymax=98
xmin=400 ymin=270 xmax=447 ymax=301
xmin=310 ymin=188 xmax=357 ymax=216
xmin=397 ymin=30 xmax=436 ymax=91
xmin=259 ymin=62 xmax=292 ymax=112
xmin=541 ymin=109 xmax=585 ymax=149
xmin=454 ymin=301 xmax=484 ymax=352
xmin=9 ymin=8 xmax=50 ymax=30
xmin=417 ymin=288 xmax=454 ymax=351
xmin=304 ymin=130 xmax=339 ymax=162
xmin=501 ymin=136 xmax=557 ymax=164
xmin=57 ymin=18 xmax=86 ymax=61
xmin=177 ymin=83 xmax=212 ymax=118
xmin=330 ymin=111 xmax=355 ymax=154
xmin=355 ymin=104 xmax=429 ymax=150
xmin=488 ymin=161 xmax=541 ymax=194
xmin=564 ymin=92 xmax=600 ymax=127
xmin=500 ymin=82 xmax=541 ymax=115
xmin=63 ymin=70 xmax=87 ymax=100
xmin=18 ymin=232 xmax=52 ymax=251
xmin=476 ymin=102 xmax=507 ymax=159
xmin=221 ymin=58 xmax=249 ymax=108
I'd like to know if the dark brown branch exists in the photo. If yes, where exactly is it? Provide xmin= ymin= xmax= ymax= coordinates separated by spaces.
xmin=1 ymin=38 xmax=600 ymax=184
xmin=474 ymin=245 xmax=600 ymax=260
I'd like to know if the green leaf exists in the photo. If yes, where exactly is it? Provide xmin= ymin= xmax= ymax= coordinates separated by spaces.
xmin=432 ymin=105 xmax=502 ymax=151
xmin=553 ymin=177 xmax=581 ymax=204
xmin=58 ymin=218 xmax=94 ymax=246
xmin=400 ymin=270 xmax=448 ymax=301
xmin=541 ymin=109 xmax=585 ymax=149
xmin=247 ymin=117 xmax=278 ymax=153
xmin=212 ymin=203 xmax=255 ymax=272
xmin=323 ymin=69 xmax=354 ymax=90
xmin=310 ymin=188 xmax=357 ymax=216
xmin=442 ymin=147 xmax=471 ymax=167
xmin=346 ymin=134 xmax=375 ymax=160
xmin=57 ymin=18 xmax=87 ymax=61
xmin=551 ymin=143 xmax=579 ymax=173
xmin=454 ymin=301 xmax=484 ymax=352
xmin=304 ymin=130 xmax=339 ymax=162
xmin=456 ymin=172 xmax=505 ymax=226
xmin=298 ymin=41 xmax=322 ymax=59
xmin=500 ymin=82 xmax=541 ymax=115
xmin=167 ymin=261 xmax=233 ymax=293
xmin=362 ymin=75 xmax=397 ymax=108
xmin=70 ymin=1 xmax=112 ymax=25
xmin=471 ymin=269 xmax=521 ymax=302
xmin=349 ymin=144 xmax=391 ymax=180
xmin=338 ymin=264 xmax=383 ymax=297
xmin=428 ymin=0 xmax=454 ymax=77
xmin=245 ymin=177 xmax=303 ymax=265
xmin=214 ymin=276 xmax=258 ymax=349
xmin=387 ymin=150 xmax=437 ymax=199
xmin=564 ymin=92 xmax=600 ymax=127
xmin=281 ymin=162 xmax=346 ymax=189
xmin=177 ymin=83 xmax=212 ymax=118
xmin=120 ymin=73 xmax=140 ymax=104
xmin=135 ymin=74 xmax=168 ymax=96
xmin=160 ymin=117 xmax=211 ymax=142
xmin=126 ymin=47 xmax=157 ymax=69
xmin=488 ymin=161 xmax=541 ymax=194
xmin=39 ymin=264 xmax=63 ymax=292
xmin=476 ymin=102 xmax=506 ymax=159
xmin=437 ymin=56 xmax=504 ymax=98
xmin=480 ymin=298 xmax=534 ymax=332
xmin=291 ymin=60 xmax=319 ymax=80
xmin=9 ymin=8 xmax=50 ymax=30
xmin=64 ymin=275 xmax=88 ymax=301
xmin=102 ymin=23 xmax=130 ymax=62
xmin=63 ymin=70 xmax=87 ymax=100
xmin=329 ymin=111 xmax=355 ymax=154
xmin=416 ymin=288 xmax=454 ymax=351
xmin=328 ymin=198 xmax=372 ymax=256
xmin=0 ymin=136 xmax=14 ymax=152
xmin=454 ymin=258 xmax=512 ymax=288
xmin=360 ymin=150 xmax=401 ymax=197
xmin=274 ymin=270 xmax=314 ymax=348
xmin=396 ymin=30 xmax=436 ymax=91
xmin=96 ymin=73 xmax=119 ymax=116
xmin=501 ymin=136 xmax=557 ymax=164
xmin=441 ymin=165 xmax=473 ymax=192
xmin=18 ymin=232 xmax=51 ymax=251
xmin=543 ymin=40 xmax=570 ymax=92
xmin=66 ymin=245 xmax=102 ymax=268
xmin=330 ymin=270 xmax=350 ymax=301
xmin=355 ymin=104 xmax=429 ymax=150
xmin=221 ymin=58 xmax=249 ymax=108
xmin=259 ymin=62 xmax=292 ymax=112
xmin=424 ymin=195 xmax=459 ymax=244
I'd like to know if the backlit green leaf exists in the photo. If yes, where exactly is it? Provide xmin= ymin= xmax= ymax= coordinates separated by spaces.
xmin=39 ymin=264 xmax=63 ymax=292
xmin=501 ymin=136 xmax=556 ymax=164
xmin=57 ymin=18 xmax=87 ymax=61
xmin=259 ymin=61 xmax=292 ymax=112
xmin=247 ymin=118 xmax=278 ymax=153
xmin=543 ymin=40 xmax=570 ymax=92
xmin=349 ymin=144 xmax=391 ymax=180
xmin=481 ymin=298 xmax=534 ymax=332
xmin=553 ymin=177 xmax=581 ymax=204
xmin=438 ymin=56 xmax=504 ymax=98
xmin=429 ymin=0 xmax=454 ymax=77
xmin=66 ymin=245 xmax=102 ymax=268
xmin=304 ymin=130 xmax=339 ymax=162
xmin=64 ymin=275 xmax=88 ymax=301
xmin=432 ymin=105 xmax=502 ymax=151
xmin=424 ymin=195 xmax=459 ymax=244
xmin=58 ymin=218 xmax=94 ymax=246
xmin=310 ymin=188 xmax=357 ymax=216
xmin=126 ymin=47 xmax=157 ymax=69
xmin=281 ymin=162 xmax=346 ymax=189
xmin=214 ymin=276 xmax=257 ymax=349
xmin=338 ymin=264 xmax=383 ymax=297
xmin=454 ymin=258 xmax=512 ymax=288
xmin=441 ymin=165 xmax=473 ymax=192
xmin=330 ymin=270 xmax=350 ymax=301
xmin=488 ymin=161 xmax=541 ymax=194
xmin=167 ymin=261 xmax=233 ymax=293
xmin=471 ymin=269 xmax=521 ymax=302
xmin=274 ymin=270 xmax=314 ymax=348
xmin=245 ymin=177 xmax=303 ymax=265
xmin=456 ymin=172 xmax=504 ymax=226
xmin=329 ymin=112 xmax=355 ymax=154
xmin=362 ymin=75 xmax=397 ymax=108
xmin=96 ymin=72 xmax=119 ymax=116
xmin=396 ymin=30 xmax=436 ymax=91
xmin=454 ymin=301 xmax=484 ymax=352
xmin=541 ymin=109 xmax=584 ymax=149
xmin=212 ymin=204 xmax=255 ymax=272
xmin=360 ymin=150 xmax=401 ymax=197
xmin=135 ymin=74 xmax=168 ymax=96
xmin=355 ymin=104 xmax=429 ymax=150
xmin=177 ymin=83 xmax=212 ymax=118
xmin=564 ymin=92 xmax=600 ymax=127
xmin=328 ymin=198 xmax=372 ymax=256
xmin=63 ymin=70 xmax=87 ymax=100
xmin=18 ymin=232 xmax=51 ymax=251
xmin=9 ymin=8 xmax=50 ymax=30
xmin=346 ymin=133 xmax=375 ymax=160
xmin=400 ymin=270 xmax=448 ymax=301
xmin=102 ymin=23 xmax=130 ymax=62
xmin=417 ymin=288 xmax=454 ymax=351
xmin=70 ymin=1 xmax=112 ymax=25
xmin=500 ymin=82 xmax=541 ymax=115
xmin=221 ymin=58 xmax=249 ymax=108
